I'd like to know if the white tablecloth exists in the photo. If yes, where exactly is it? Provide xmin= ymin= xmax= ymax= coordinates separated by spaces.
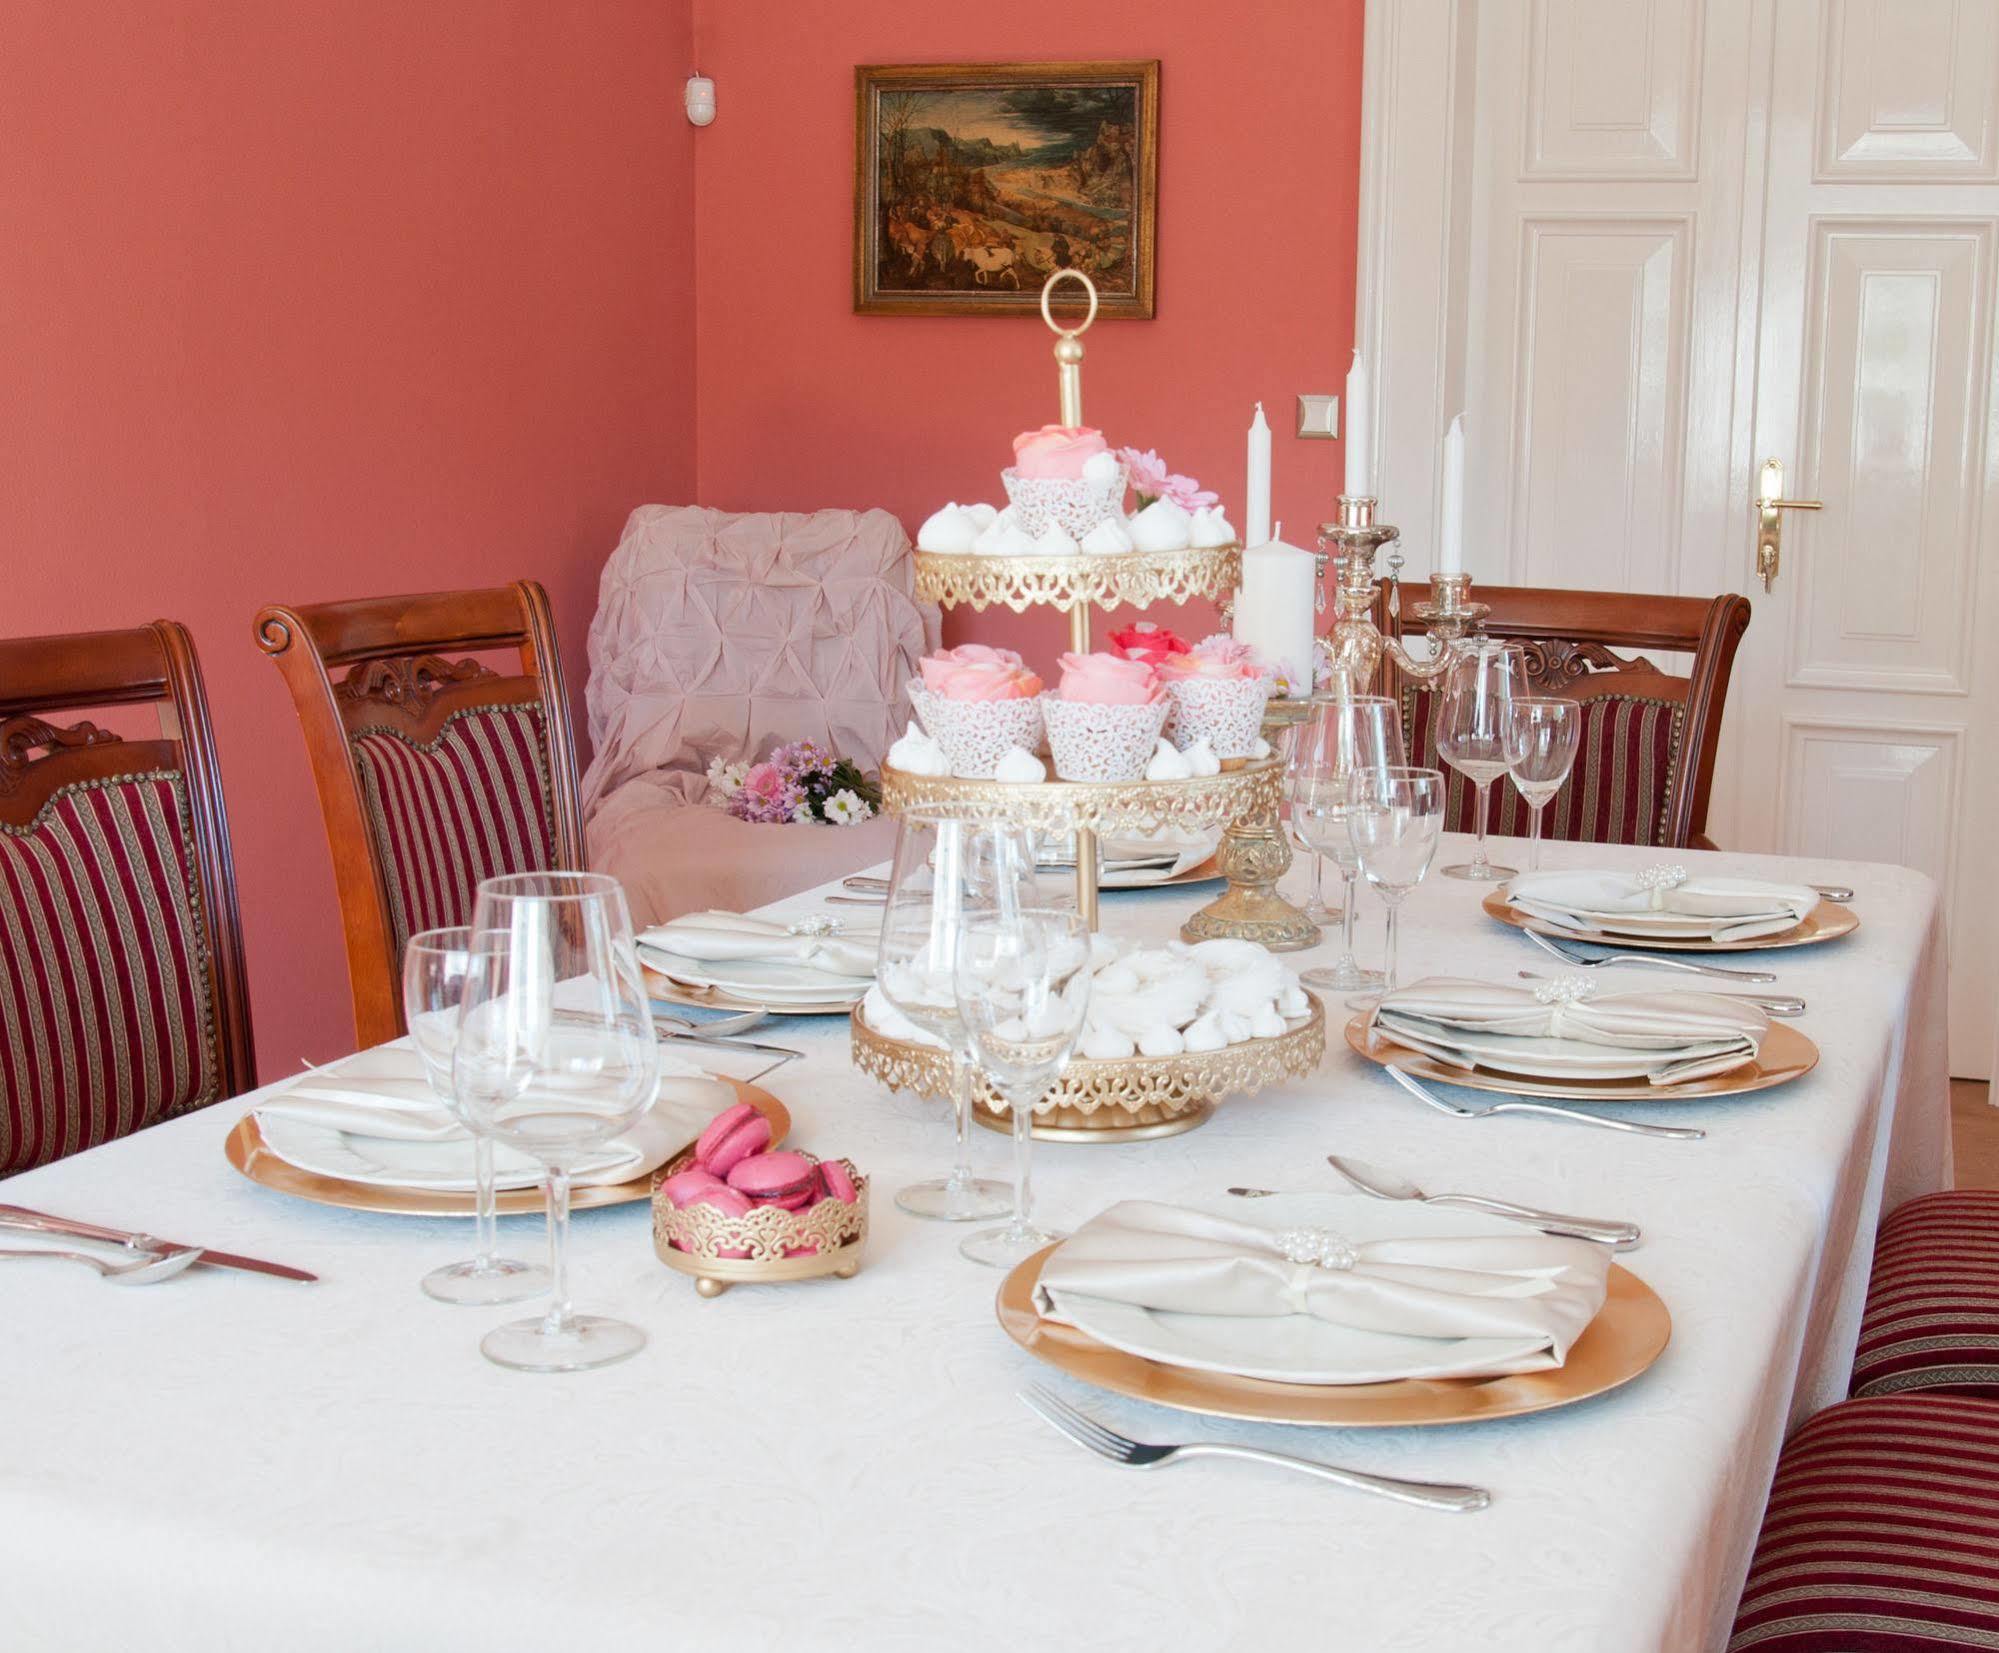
xmin=0 ymin=836 xmax=1950 ymax=1652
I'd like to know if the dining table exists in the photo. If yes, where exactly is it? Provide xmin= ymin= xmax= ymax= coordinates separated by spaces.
xmin=0 ymin=833 xmax=1951 ymax=1653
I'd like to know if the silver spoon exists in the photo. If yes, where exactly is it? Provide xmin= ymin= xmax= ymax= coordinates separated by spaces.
xmin=1513 ymin=969 xmax=1803 ymax=1017
xmin=1323 ymin=1154 xmax=1640 ymax=1248
xmin=0 ymin=1245 xmax=201 ymax=1285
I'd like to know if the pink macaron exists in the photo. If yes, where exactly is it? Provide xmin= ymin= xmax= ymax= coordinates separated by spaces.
xmin=694 ymin=1101 xmax=772 ymax=1178
xmin=675 ymin=1181 xmax=755 ymax=1258
xmin=815 ymin=1158 xmax=859 ymax=1206
xmin=657 ymin=1167 xmax=729 ymax=1209
xmin=726 ymin=1150 xmax=822 ymax=1211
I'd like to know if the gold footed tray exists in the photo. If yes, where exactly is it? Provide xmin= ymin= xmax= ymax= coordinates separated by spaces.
xmin=1482 ymin=888 xmax=1859 ymax=952
xmin=1345 ymin=1013 xmax=1819 ymax=1103
xmin=652 ymin=1155 xmax=868 ymax=1297
xmin=997 ymin=1243 xmax=1671 ymax=1427
xmin=850 ymin=993 xmax=1327 ymax=1141
xmin=880 ymin=757 xmax=1283 ymax=839
xmin=224 ymin=1080 xmax=791 ymax=1218
xmin=913 ymin=543 xmax=1241 ymax=615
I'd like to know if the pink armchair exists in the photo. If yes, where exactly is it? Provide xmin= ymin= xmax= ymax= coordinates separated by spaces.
xmin=582 ymin=505 xmax=939 ymax=927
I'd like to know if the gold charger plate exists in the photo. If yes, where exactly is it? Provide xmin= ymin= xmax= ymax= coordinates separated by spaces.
xmin=644 ymin=965 xmax=860 ymax=1017
xmin=997 ymin=1244 xmax=1670 ymax=1428
xmin=1482 ymin=887 xmax=1858 ymax=952
xmin=1345 ymin=1013 xmax=1818 ymax=1102
xmin=224 ymin=1080 xmax=790 ymax=1218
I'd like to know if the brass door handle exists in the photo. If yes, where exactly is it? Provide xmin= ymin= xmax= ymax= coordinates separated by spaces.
xmin=1754 ymin=458 xmax=1822 ymax=591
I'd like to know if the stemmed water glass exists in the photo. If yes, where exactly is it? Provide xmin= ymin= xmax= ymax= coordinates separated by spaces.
xmin=1503 ymin=697 xmax=1581 ymax=872
xmin=1287 ymin=693 xmax=1405 ymax=993
xmin=454 ymin=872 xmax=659 ymax=1373
xmin=1347 ymin=766 xmax=1446 ymax=1000
xmin=1437 ymin=641 xmax=1527 ymax=881
xmin=876 ymin=804 xmax=1041 ymax=1222
xmin=952 ymin=905 xmax=1091 ymax=1269
xmin=405 ymin=927 xmax=549 ymax=1305
xmin=1283 ymin=721 xmax=1339 ymax=925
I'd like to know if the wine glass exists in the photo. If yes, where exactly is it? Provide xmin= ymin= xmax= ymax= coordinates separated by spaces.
xmin=1503 ymin=697 xmax=1581 ymax=872
xmin=875 ymin=804 xmax=1040 ymax=1222
xmin=405 ymin=927 xmax=549 ymax=1305
xmin=454 ymin=872 xmax=659 ymax=1373
xmin=952 ymin=905 xmax=1091 ymax=1269
xmin=1347 ymin=766 xmax=1446 ymax=1000
xmin=1437 ymin=641 xmax=1527 ymax=881
xmin=1288 ymin=693 xmax=1405 ymax=992
xmin=1282 ymin=719 xmax=1339 ymax=925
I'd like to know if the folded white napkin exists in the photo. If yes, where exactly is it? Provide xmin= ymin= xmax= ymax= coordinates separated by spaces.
xmin=1035 ymin=1199 xmax=1609 ymax=1381
xmin=639 ymin=911 xmax=876 ymax=978
xmin=1372 ymin=975 xmax=1769 ymax=1084
xmin=1507 ymin=866 xmax=1818 ymax=943
xmin=253 ymin=1044 xmax=724 ymax=1190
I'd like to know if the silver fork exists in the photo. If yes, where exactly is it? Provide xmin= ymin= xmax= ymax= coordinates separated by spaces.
xmin=1385 ymin=1064 xmax=1705 ymax=1141
xmin=1021 ymin=1387 xmax=1489 ymax=1512
xmin=1524 ymin=927 xmax=1778 ymax=984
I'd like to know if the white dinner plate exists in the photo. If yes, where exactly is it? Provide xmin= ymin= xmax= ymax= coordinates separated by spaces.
xmin=640 ymin=952 xmax=873 ymax=1006
xmin=1044 ymin=1194 xmax=1566 ymax=1386
xmin=1374 ymin=1014 xmax=1756 ymax=1082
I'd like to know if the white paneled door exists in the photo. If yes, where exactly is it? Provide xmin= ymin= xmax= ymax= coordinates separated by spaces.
xmin=1364 ymin=0 xmax=1999 ymax=1075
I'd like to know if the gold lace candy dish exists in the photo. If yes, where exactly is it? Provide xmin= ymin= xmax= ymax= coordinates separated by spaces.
xmin=651 ymin=1153 xmax=868 ymax=1297
xmin=850 ymin=991 xmax=1327 ymax=1142
xmin=912 ymin=543 xmax=1243 ymax=617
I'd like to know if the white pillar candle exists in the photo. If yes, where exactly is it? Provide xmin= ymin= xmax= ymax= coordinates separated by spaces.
xmin=1233 ymin=538 xmax=1318 ymax=697
xmin=1439 ymin=412 xmax=1465 ymax=575
xmin=1343 ymin=350 xmax=1371 ymax=498
xmin=1245 ymin=402 xmax=1272 ymax=547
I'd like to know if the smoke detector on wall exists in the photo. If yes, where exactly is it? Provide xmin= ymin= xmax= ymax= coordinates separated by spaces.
xmin=685 ymin=74 xmax=716 ymax=127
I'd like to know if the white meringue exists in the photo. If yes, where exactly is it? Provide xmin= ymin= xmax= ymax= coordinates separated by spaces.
xmin=1249 ymin=1003 xmax=1288 ymax=1039
xmin=1032 ymin=522 xmax=1080 ymax=557
xmin=1251 ymin=737 xmax=1273 ymax=760
xmin=1137 ymin=1025 xmax=1187 ymax=1058
xmin=963 ymin=502 xmax=999 ymax=530
xmin=1182 ymin=738 xmax=1222 ymax=777
xmin=1144 ymin=738 xmax=1193 ymax=782
xmin=1080 ymin=1025 xmax=1136 ymax=1061
xmin=991 ymin=746 xmax=1046 ymax=784
xmin=1079 ymin=516 xmax=1134 ymax=555
xmin=1087 ymin=932 xmax=1123 ymax=971
xmin=1219 ymin=1010 xmax=1254 ymax=1044
xmin=1183 ymin=1013 xmax=1229 ymax=1053
xmin=1188 ymin=506 xmax=1236 ymax=547
xmin=1081 ymin=450 xmax=1123 ymax=488
xmin=1094 ymin=963 xmax=1141 ymax=996
xmin=1128 ymin=498 xmax=1194 ymax=552
xmin=1277 ymin=982 xmax=1310 ymax=1018
xmin=860 ymin=986 xmax=946 ymax=1049
xmin=974 ymin=518 xmax=1038 ymax=557
xmin=885 ymin=721 xmax=951 ymax=777
xmin=916 ymin=503 xmax=979 ymax=553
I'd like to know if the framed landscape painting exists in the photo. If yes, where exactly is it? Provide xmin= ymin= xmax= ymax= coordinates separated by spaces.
xmin=853 ymin=60 xmax=1159 ymax=318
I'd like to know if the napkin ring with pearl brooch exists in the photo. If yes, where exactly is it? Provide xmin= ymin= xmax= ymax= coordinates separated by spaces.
xmin=1275 ymin=1228 xmax=1359 ymax=1270
xmin=1635 ymin=863 xmax=1688 ymax=907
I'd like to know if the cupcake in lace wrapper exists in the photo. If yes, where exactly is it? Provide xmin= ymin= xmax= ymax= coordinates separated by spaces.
xmin=1162 ymin=674 xmax=1274 ymax=758
xmin=907 ymin=683 xmax=1047 ymax=779
xmin=1041 ymin=693 xmax=1172 ymax=782
xmin=1000 ymin=462 xmax=1130 ymax=541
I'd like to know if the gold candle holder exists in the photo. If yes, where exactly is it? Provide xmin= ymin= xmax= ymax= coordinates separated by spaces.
xmin=1179 ymin=694 xmax=1322 ymax=951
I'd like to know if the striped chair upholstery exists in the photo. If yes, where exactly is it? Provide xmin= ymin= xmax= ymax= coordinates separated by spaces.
xmin=1728 ymin=1395 xmax=1999 ymax=1650
xmin=1851 ymin=1191 xmax=1999 ymax=1400
xmin=1403 ymin=685 xmax=1686 ymax=847
xmin=0 ymin=771 xmax=222 ymax=1172
xmin=349 ymin=703 xmax=556 ymax=953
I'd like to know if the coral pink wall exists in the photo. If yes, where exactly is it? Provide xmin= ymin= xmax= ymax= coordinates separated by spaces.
xmin=1 ymin=1 xmax=696 ymax=1078
xmin=690 ymin=0 xmax=1365 ymax=657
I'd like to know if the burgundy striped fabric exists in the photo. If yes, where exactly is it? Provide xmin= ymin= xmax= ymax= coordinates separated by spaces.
xmin=1403 ymin=685 xmax=1685 ymax=847
xmin=350 ymin=704 xmax=556 ymax=951
xmin=0 ymin=772 xmax=220 ymax=1173
xmin=1728 ymin=1395 xmax=1999 ymax=1650
xmin=1852 ymin=1192 xmax=1999 ymax=1400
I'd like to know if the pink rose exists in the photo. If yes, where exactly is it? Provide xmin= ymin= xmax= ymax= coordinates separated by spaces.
xmin=1159 ymin=635 xmax=1270 ymax=682
xmin=919 ymin=644 xmax=1043 ymax=701
xmin=1012 ymin=424 xmax=1109 ymax=481
xmin=1109 ymin=623 xmax=1192 ymax=668
xmin=1057 ymin=651 xmax=1165 ymax=706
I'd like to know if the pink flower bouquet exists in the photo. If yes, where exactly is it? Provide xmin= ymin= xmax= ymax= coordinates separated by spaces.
xmin=717 ymin=741 xmax=880 ymax=826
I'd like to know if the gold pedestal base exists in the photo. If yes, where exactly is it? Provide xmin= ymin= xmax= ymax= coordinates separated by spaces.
xmin=975 ymin=1096 xmax=1216 ymax=1142
xmin=1180 ymin=697 xmax=1320 ymax=950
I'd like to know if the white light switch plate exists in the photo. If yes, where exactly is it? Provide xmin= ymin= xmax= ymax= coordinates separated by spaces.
xmin=1296 ymin=394 xmax=1339 ymax=439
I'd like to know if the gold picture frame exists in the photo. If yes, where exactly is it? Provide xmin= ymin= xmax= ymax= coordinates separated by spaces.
xmin=854 ymin=60 xmax=1159 ymax=318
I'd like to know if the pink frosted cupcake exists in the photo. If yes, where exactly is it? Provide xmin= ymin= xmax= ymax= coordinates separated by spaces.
xmin=1040 ymin=651 xmax=1170 ymax=782
xmin=1159 ymin=636 xmax=1275 ymax=758
xmin=907 ymin=644 xmax=1045 ymax=778
xmin=1002 ymin=425 xmax=1127 ymax=539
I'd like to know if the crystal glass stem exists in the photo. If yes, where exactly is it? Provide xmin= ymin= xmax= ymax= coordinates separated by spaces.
xmin=1528 ymin=802 xmax=1546 ymax=872
xmin=539 ymin=1164 xmax=576 ymax=1341
xmin=1339 ymin=867 xmax=1360 ymax=968
xmin=1470 ymin=779 xmax=1494 ymax=877
xmin=473 ymin=1137 xmax=498 ymax=1268
xmin=1382 ymin=900 xmax=1402 ymax=992
xmin=1008 ymin=1083 xmax=1036 ymax=1237
xmin=1310 ymin=853 xmax=1327 ymax=921
xmin=948 ymin=1053 xmax=977 ymax=1193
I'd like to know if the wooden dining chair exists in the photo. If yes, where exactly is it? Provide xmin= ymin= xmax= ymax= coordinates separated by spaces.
xmin=1390 ymin=586 xmax=1751 ymax=850
xmin=254 ymin=582 xmax=583 ymax=1047
xmin=0 ymin=621 xmax=255 ymax=1172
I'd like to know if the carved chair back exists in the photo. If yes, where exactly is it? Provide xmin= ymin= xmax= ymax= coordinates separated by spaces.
xmin=1389 ymin=586 xmax=1751 ymax=850
xmin=255 ymin=582 xmax=583 ymax=1047
xmin=0 ymin=622 xmax=255 ymax=1171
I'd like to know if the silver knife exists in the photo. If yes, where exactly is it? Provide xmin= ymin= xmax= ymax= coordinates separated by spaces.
xmin=0 ymin=1205 xmax=316 ymax=1282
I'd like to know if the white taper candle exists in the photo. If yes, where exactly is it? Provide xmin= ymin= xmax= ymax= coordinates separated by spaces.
xmin=1245 ymin=402 xmax=1272 ymax=547
xmin=1439 ymin=413 xmax=1466 ymax=575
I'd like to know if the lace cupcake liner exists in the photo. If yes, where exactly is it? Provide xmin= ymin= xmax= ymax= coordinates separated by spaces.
xmin=1163 ymin=675 xmax=1274 ymax=759
xmin=1001 ymin=464 xmax=1128 ymax=540
xmin=907 ymin=684 xmax=1046 ymax=779
xmin=1041 ymin=693 xmax=1171 ymax=783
